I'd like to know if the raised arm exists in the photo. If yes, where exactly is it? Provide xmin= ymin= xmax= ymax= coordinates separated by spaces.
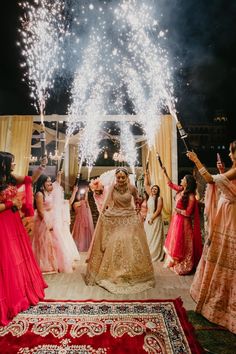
xmin=162 ymin=166 xmax=171 ymax=183
xmin=144 ymin=170 xmax=151 ymax=195
xmin=186 ymin=151 xmax=236 ymax=183
xmin=12 ymin=156 xmax=48 ymax=185
xmin=56 ymin=170 xmax=63 ymax=185
xmin=69 ymin=185 xmax=78 ymax=206
xmin=35 ymin=192 xmax=44 ymax=219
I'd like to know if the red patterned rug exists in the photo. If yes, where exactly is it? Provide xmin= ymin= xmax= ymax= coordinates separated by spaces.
xmin=0 ymin=298 xmax=203 ymax=354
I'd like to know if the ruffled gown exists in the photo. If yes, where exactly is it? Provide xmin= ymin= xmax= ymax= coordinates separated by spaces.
xmin=0 ymin=177 xmax=47 ymax=326
xmin=144 ymin=196 xmax=165 ymax=261
xmin=32 ymin=182 xmax=80 ymax=273
xmin=72 ymin=200 xmax=94 ymax=252
xmin=85 ymin=186 xmax=155 ymax=294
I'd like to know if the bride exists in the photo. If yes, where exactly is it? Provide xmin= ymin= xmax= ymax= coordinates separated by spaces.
xmin=85 ymin=167 xmax=155 ymax=294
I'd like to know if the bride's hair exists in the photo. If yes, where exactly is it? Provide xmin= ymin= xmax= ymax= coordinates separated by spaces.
xmin=115 ymin=167 xmax=129 ymax=176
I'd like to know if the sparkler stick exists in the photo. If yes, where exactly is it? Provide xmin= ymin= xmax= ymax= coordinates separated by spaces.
xmin=58 ymin=135 xmax=70 ymax=172
xmin=40 ymin=123 xmax=46 ymax=158
xmin=146 ymin=149 xmax=150 ymax=171
xmin=73 ymin=154 xmax=84 ymax=187
xmin=58 ymin=152 xmax=65 ymax=172
xmin=156 ymin=153 xmax=170 ymax=180
xmin=156 ymin=153 xmax=163 ymax=169
xmin=78 ymin=154 xmax=84 ymax=179
xmin=167 ymin=99 xmax=189 ymax=151
xmin=87 ymin=165 xmax=93 ymax=181
xmin=74 ymin=173 xmax=80 ymax=187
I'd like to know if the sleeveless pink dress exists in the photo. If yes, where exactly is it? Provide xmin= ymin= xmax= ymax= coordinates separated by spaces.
xmin=72 ymin=200 xmax=94 ymax=252
xmin=32 ymin=182 xmax=80 ymax=273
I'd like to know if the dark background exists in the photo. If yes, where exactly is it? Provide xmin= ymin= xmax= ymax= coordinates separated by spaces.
xmin=0 ymin=0 xmax=236 ymax=146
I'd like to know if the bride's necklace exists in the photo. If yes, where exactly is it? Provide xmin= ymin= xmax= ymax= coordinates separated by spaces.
xmin=114 ymin=184 xmax=128 ymax=194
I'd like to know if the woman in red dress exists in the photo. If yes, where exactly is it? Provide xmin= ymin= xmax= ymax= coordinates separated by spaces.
xmin=163 ymin=171 xmax=202 ymax=275
xmin=0 ymin=151 xmax=47 ymax=326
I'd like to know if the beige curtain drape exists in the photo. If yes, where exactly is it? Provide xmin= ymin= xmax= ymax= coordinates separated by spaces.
xmin=142 ymin=115 xmax=175 ymax=222
xmin=69 ymin=144 xmax=79 ymax=188
xmin=0 ymin=117 xmax=11 ymax=151
xmin=0 ymin=116 xmax=33 ymax=176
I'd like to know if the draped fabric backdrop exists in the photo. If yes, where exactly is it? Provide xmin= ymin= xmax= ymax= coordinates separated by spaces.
xmin=142 ymin=115 xmax=177 ymax=222
xmin=0 ymin=115 xmax=177 ymax=219
xmin=0 ymin=116 xmax=33 ymax=176
xmin=69 ymin=144 xmax=79 ymax=188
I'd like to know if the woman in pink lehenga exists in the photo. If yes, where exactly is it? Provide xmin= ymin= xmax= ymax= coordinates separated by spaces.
xmin=70 ymin=186 xmax=94 ymax=252
xmin=0 ymin=152 xmax=47 ymax=326
xmin=187 ymin=141 xmax=236 ymax=334
xmin=32 ymin=172 xmax=79 ymax=274
xmin=85 ymin=167 xmax=155 ymax=294
xmin=139 ymin=191 xmax=148 ymax=222
xmin=163 ymin=171 xmax=202 ymax=275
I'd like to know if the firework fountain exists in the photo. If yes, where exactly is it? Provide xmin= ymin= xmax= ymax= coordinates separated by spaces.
xmin=18 ymin=0 xmax=68 ymax=156
xmin=19 ymin=0 xmax=184 ymax=175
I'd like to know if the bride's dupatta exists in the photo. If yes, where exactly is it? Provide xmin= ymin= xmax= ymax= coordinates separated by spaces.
xmin=86 ymin=170 xmax=135 ymax=262
xmin=86 ymin=174 xmax=116 ymax=262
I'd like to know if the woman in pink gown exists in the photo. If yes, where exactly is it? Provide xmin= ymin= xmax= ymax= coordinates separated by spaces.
xmin=85 ymin=167 xmax=155 ymax=294
xmin=0 ymin=151 xmax=47 ymax=326
xmin=32 ymin=173 xmax=80 ymax=273
xmin=70 ymin=186 xmax=94 ymax=252
xmin=187 ymin=141 xmax=236 ymax=334
xmin=139 ymin=191 xmax=148 ymax=222
xmin=163 ymin=172 xmax=202 ymax=275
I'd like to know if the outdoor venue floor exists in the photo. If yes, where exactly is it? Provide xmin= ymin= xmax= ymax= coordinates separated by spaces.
xmin=44 ymin=253 xmax=195 ymax=310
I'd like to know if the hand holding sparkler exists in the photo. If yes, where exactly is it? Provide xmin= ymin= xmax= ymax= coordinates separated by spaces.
xmin=58 ymin=152 xmax=65 ymax=172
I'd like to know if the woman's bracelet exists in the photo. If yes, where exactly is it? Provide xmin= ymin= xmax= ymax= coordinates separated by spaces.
xmin=4 ymin=201 xmax=14 ymax=209
xmin=198 ymin=167 xmax=207 ymax=175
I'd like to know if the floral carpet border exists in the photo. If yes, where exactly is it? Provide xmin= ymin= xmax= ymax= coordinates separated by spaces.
xmin=0 ymin=298 xmax=203 ymax=354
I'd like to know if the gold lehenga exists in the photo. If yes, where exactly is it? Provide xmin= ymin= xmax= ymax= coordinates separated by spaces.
xmin=85 ymin=186 xmax=155 ymax=294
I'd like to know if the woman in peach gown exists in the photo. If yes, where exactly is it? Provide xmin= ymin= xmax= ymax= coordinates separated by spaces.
xmin=85 ymin=167 xmax=155 ymax=294
xmin=187 ymin=141 xmax=236 ymax=334
xmin=32 ymin=172 xmax=79 ymax=273
xmin=70 ymin=186 xmax=94 ymax=252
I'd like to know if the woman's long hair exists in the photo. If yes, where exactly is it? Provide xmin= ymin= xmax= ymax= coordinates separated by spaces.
xmin=34 ymin=174 xmax=48 ymax=208
xmin=151 ymin=185 xmax=160 ymax=213
xmin=181 ymin=174 xmax=197 ymax=209
xmin=0 ymin=151 xmax=17 ymax=191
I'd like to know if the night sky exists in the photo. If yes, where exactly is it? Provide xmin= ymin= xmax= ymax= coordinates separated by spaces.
xmin=0 ymin=0 xmax=236 ymax=138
